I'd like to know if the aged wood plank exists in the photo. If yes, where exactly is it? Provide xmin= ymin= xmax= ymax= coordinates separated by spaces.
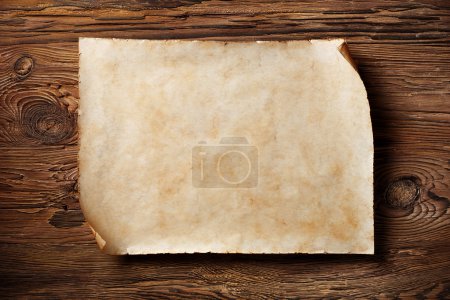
xmin=0 ymin=0 xmax=449 ymax=298
xmin=0 ymin=0 xmax=449 ymax=45
xmin=0 ymin=243 xmax=449 ymax=298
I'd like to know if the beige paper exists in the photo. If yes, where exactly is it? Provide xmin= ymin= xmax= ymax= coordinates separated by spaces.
xmin=78 ymin=38 xmax=373 ymax=255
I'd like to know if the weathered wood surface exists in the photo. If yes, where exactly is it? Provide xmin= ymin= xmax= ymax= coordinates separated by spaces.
xmin=0 ymin=0 xmax=449 ymax=298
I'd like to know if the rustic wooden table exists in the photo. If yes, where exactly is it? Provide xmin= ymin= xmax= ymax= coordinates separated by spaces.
xmin=1 ymin=0 xmax=449 ymax=298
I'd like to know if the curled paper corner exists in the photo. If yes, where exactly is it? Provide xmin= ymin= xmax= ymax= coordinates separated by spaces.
xmin=309 ymin=38 xmax=357 ymax=71
xmin=88 ymin=224 xmax=106 ymax=250
xmin=89 ymin=224 xmax=137 ymax=255
xmin=89 ymin=225 xmax=128 ymax=255
xmin=337 ymin=41 xmax=358 ymax=71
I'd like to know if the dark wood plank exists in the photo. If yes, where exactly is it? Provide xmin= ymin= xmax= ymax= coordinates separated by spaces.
xmin=0 ymin=0 xmax=449 ymax=298
xmin=0 ymin=0 xmax=449 ymax=45
xmin=1 ymin=243 xmax=450 ymax=299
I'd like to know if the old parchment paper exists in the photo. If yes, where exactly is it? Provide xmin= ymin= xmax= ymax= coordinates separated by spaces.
xmin=78 ymin=38 xmax=374 ymax=254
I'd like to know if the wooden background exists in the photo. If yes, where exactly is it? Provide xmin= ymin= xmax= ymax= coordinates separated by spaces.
xmin=0 ymin=0 xmax=449 ymax=298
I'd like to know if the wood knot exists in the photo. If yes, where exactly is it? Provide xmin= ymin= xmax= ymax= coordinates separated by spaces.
xmin=384 ymin=178 xmax=420 ymax=209
xmin=14 ymin=56 xmax=34 ymax=79
xmin=20 ymin=99 xmax=76 ymax=145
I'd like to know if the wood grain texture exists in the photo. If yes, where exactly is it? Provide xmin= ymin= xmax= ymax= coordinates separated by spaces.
xmin=0 ymin=0 xmax=449 ymax=298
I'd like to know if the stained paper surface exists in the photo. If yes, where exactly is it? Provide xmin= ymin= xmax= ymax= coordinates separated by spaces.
xmin=78 ymin=38 xmax=374 ymax=254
